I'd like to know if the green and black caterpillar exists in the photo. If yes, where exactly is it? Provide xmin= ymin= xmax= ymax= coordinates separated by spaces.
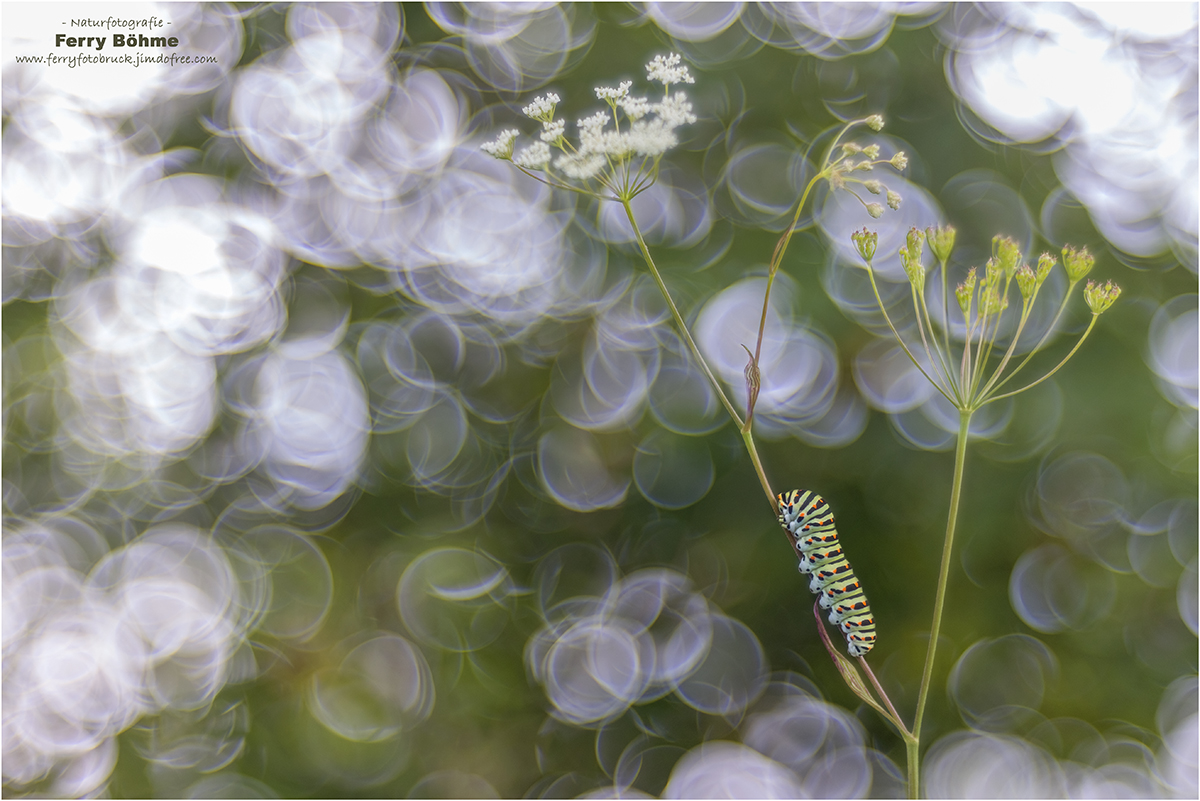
xmin=777 ymin=489 xmax=876 ymax=657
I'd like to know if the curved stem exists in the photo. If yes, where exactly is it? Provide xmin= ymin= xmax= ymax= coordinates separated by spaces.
xmin=985 ymin=280 xmax=1078 ymax=396
xmin=622 ymin=200 xmax=745 ymax=430
xmin=911 ymin=409 xmax=972 ymax=760
xmin=858 ymin=656 xmax=912 ymax=740
xmin=862 ymin=262 xmax=956 ymax=405
xmin=748 ymin=171 xmax=827 ymax=403
xmin=983 ymin=316 xmax=1098 ymax=404
xmin=912 ymin=282 xmax=961 ymax=405
xmin=743 ymin=429 xmax=778 ymax=514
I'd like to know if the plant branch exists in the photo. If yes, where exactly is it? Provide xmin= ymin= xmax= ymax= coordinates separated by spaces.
xmin=862 ymin=262 xmax=958 ymax=406
xmin=858 ymin=656 xmax=913 ymax=740
xmin=911 ymin=409 xmax=972 ymax=747
xmin=622 ymin=200 xmax=745 ymax=430
xmin=983 ymin=315 xmax=1098 ymax=404
xmin=983 ymin=281 xmax=1079 ymax=397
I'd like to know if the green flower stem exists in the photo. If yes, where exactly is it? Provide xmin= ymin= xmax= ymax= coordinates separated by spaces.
xmin=984 ymin=315 xmax=1098 ymax=404
xmin=939 ymin=258 xmax=952 ymax=361
xmin=750 ymin=117 xmax=874 ymax=404
xmin=912 ymin=283 xmax=957 ymax=400
xmin=983 ymin=282 xmax=1078 ymax=397
xmin=906 ymin=736 xmax=920 ymax=800
xmin=742 ymin=429 xmax=779 ymax=513
xmin=858 ymin=656 xmax=913 ymax=740
xmin=862 ymin=260 xmax=959 ymax=407
xmin=626 ymin=195 xmax=911 ymax=787
xmin=976 ymin=298 xmax=1033 ymax=398
xmin=622 ymin=200 xmax=745 ymax=431
xmin=748 ymin=170 xmax=826 ymax=411
xmin=911 ymin=408 xmax=972 ymax=774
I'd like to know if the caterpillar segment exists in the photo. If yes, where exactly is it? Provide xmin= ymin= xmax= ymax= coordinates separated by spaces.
xmin=777 ymin=489 xmax=876 ymax=658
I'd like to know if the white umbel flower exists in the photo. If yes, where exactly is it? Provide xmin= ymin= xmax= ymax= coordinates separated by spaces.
xmin=646 ymin=53 xmax=694 ymax=88
xmin=626 ymin=120 xmax=678 ymax=157
xmin=483 ymin=52 xmax=700 ymax=200
xmin=522 ymin=93 xmax=560 ymax=122
xmin=514 ymin=141 xmax=551 ymax=169
xmin=652 ymin=92 xmax=697 ymax=128
xmin=620 ymin=96 xmax=651 ymax=121
xmin=556 ymin=152 xmax=608 ymax=180
xmin=595 ymin=81 xmax=632 ymax=101
xmin=481 ymin=129 xmax=518 ymax=159
xmin=540 ymin=119 xmax=566 ymax=143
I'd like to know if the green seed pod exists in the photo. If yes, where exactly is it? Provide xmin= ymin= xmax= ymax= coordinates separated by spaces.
xmin=956 ymin=268 xmax=977 ymax=314
xmin=1016 ymin=265 xmax=1037 ymax=299
xmin=1084 ymin=279 xmax=1121 ymax=314
xmin=906 ymin=227 xmax=925 ymax=265
xmin=981 ymin=285 xmax=1009 ymax=314
xmin=1035 ymin=252 xmax=1056 ymax=283
xmin=994 ymin=235 xmax=1022 ymax=277
xmin=926 ymin=224 xmax=956 ymax=263
xmin=852 ymin=228 xmax=878 ymax=262
xmin=1062 ymin=245 xmax=1095 ymax=282
xmin=900 ymin=246 xmax=925 ymax=292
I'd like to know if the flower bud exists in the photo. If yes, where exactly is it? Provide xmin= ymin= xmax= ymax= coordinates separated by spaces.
xmin=900 ymin=247 xmax=925 ymax=292
xmin=866 ymin=114 xmax=884 ymax=131
xmin=956 ymin=268 xmax=977 ymax=314
xmin=1062 ymin=245 xmax=1094 ymax=282
xmin=886 ymin=189 xmax=902 ymax=210
xmin=842 ymin=143 xmax=863 ymax=155
xmin=994 ymin=235 xmax=1022 ymax=277
xmin=1015 ymin=265 xmax=1036 ymax=299
xmin=981 ymin=285 xmax=1009 ymax=314
xmin=1035 ymin=252 xmax=1056 ymax=283
xmin=890 ymin=151 xmax=908 ymax=170
xmin=906 ymin=228 xmax=925 ymax=264
xmin=1084 ymin=279 xmax=1121 ymax=314
xmin=926 ymin=224 xmax=956 ymax=263
xmin=864 ymin=180 xmax=883 ymax=194
xmin=852 ymin=228 xmax=878 ymax=262
xmin=862 ymin=144 xmax=881 ymax=159
xmin=866 ymin=202 xmax=884 ymax=219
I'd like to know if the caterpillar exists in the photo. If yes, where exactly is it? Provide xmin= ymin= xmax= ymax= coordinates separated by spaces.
xmin=777 ymin=489 xmax=876 ymax=657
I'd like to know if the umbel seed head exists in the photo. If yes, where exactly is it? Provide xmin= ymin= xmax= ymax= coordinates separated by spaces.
xmin=1015 ymin=264 xmax=1037 ymax=299
xmin=905 ymin=227 xmax=925 ymax=264
xmin=956 ymin=268 xmax=977 ymax=314
xmin=1062 ymin=245 xmax=1095 ymax=282
xmin=852 ymin=228 xmax=878 ymax=262
xmin=1035 ymin=252 xmax=1056 ymax=282
xmin=926 ymin=224 xmax=956 ymax=262
xmin=1084 ymin=279 xmax=1121 ymax=314
xmin=995 ymin=235 xmax=1022 ymax=277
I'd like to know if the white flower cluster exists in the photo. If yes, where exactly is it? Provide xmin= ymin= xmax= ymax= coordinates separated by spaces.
xmin=646 ymin=52 xmax=695 ymax=88
xmin=522 ymin=93 xmax=559 ymax=122
xmin=480 ymin=54 xmax=699 ymax=198
xmin=480 ymin=129 xmax=518 ymax=159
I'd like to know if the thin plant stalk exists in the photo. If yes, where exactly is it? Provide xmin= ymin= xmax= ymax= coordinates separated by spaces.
xmin=621 ymin=200 xmax=744 ymax=432
xmin=908 ymin=408 xmax=972 ymax=798
xmin=622 ymin=198 xmax=908 ymax=741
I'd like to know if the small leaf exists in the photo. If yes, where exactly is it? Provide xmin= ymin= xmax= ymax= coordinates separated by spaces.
xmin=741 ymin=344 xmax=761 ymax=425
xmin=812 ymin=601 xmax=891 ymax=720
